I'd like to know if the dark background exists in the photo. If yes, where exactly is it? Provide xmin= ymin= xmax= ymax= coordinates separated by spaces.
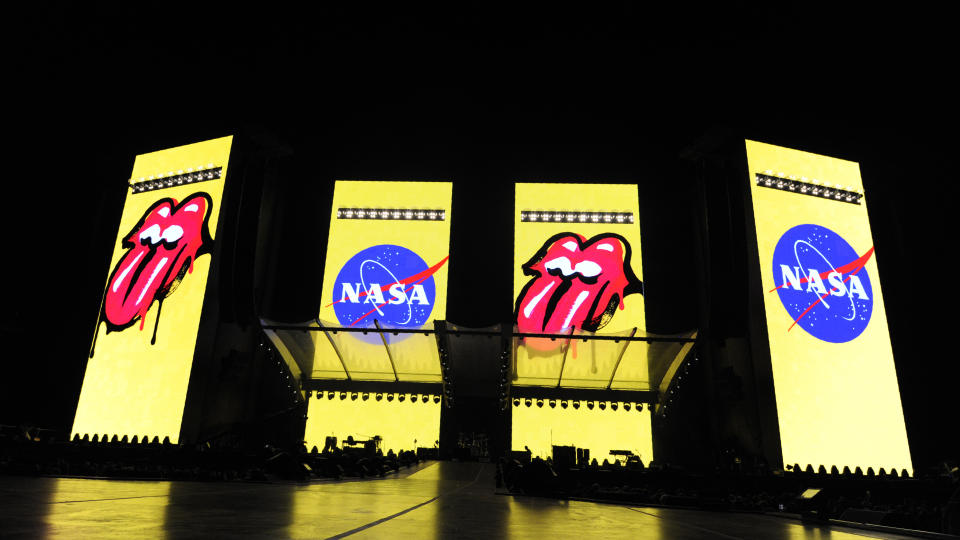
xmin=3 ymin=3 xmax=956 ymax=469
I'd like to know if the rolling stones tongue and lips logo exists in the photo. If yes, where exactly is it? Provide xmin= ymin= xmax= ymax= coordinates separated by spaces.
xmin=515 ymin=232 xmax=643 ymax=345
xmin=94 ymin=192 xmax=213 ymax=352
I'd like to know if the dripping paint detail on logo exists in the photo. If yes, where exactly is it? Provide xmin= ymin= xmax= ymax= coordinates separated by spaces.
xmin=515 ymin=232 xmax=643 ymax=341
xmin=97 ymin=192 xmax=214 ymax=351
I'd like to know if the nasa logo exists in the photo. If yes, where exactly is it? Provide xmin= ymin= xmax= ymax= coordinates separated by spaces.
xmin=770 ymin=224 xmax=875 ymax=343
xmin=330 ymin=245 xmax=448 ymax=337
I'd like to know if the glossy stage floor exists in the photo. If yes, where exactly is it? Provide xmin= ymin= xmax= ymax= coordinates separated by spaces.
xmin=1 ymin=462 xmax=923 ymax=539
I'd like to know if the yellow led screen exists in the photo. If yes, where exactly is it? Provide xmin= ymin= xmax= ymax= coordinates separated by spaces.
xmin=304 ymin=394 xmax=441 ymax=455
xmin=746 ymin=139 xmax=911 ymax=473
xmin=72 ymin=136 xmax=233 ymax=443
xmin=513 ymin=183 xmax=647 ymax=388
xmin=512 ymin=402 xmax=653 ymax=464
xmin=314 ymin=181 xmax=453 ymax=380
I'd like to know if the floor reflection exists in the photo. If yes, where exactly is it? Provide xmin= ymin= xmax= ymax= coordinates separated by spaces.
xmin=165 ymin=481 xmax=294 ymax=539
xmin=287 ymin=462 xmax=444 ymax=538
xmin=0 ymin=464 xmax=920 ymax=540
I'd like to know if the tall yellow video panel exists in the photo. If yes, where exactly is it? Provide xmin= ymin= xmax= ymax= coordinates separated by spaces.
xmin=512 ymin=183 xmax=652 ymax=461
xmin=305 ymin=181 xmax=452 ymax=450
xmin=72 ymin=136 xmax=234 ymax=443
xmin=513 ymin=183 xmax=646 ymax=383
xmin=312 ymin=181 xmax=453 ymax=378
xmin=746 ymin=140 xmax=911 ymax=473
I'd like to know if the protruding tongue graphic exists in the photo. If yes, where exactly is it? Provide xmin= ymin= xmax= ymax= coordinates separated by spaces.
xmin=105 ymin=194 xmax=209 ymax=331
xmin=516 ymin=233 xmax=641 ymax=348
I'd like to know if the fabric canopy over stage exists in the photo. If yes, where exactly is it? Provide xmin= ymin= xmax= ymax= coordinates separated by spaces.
xmin=261 ymin=318 xmax=696 ymax=404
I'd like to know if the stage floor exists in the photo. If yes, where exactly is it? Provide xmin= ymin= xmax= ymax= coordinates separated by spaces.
xmin=0 ymin=462 xmax=922 ymax=539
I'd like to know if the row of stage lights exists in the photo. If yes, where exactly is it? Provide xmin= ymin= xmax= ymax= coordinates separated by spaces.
xmin=309 ymin=391 xmax=442 ymax=404
xmin=786 ymin=463 xmax=911 ymax=479
xmin=513 ymin=398 xmax=645 ymax=411
xmin=337 ymin=208 xmax=446 ymax=221
xmin=520 ymin=211 xmax=634 ymax=224
xmin=498 ymin=346 xmax=511 ymax=411
xmin=438 ymin=332 xmax=454 ymax=407
xmin=72 ymin=433 xmax=171 ymax=445
xmin=755 ymin=172 xmax=863 ymax=205
xmin=129 ymin=165 xmax=222 ymax=193
xmin=262 ymin=340 xmax=303 ymax=404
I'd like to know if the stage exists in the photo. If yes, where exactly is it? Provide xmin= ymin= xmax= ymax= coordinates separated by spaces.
xmin=0 ymin=462 xmax=924 ymax=539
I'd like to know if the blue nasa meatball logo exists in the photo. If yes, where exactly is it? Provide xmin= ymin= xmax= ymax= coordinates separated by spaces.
xmin=332 ymin=245 xmax=437 ymax=337
xmin=771 ymin=224 xmax=874 ymax=343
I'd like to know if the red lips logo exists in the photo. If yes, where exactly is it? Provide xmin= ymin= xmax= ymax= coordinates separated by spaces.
xmin=99 ymin=192 xmax=213 ymax=345
xmin=515 ymin=233 xmax=642 ymax=341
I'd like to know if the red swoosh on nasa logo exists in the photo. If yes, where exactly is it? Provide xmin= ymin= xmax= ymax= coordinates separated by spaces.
xmin=768 ymin=247 xmax=874 ymax=293
xmin=787 ymin=251 xmax=873 ymax=331
xmin=325 ymin=255 xmax=449 ymax=308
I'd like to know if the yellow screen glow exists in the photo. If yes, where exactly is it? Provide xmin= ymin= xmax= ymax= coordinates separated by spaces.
xmin=72 ymin=136 xmax=233 ymax=443
xmin=513 ymin=183 xmax=647 ymax=387
xmin=304 ymin=395 xmax=441 ymax=455
xmin=305 ymin=181 xmax=452 ymax=455
xmin=512 ymin=402 xmax=653 ymax=464
xmin=512 ymin=183 xmax=652 ymax=460
xmin=311 ymin=181 xmax=453 ymax=380
xmin=746 ymin=139 xmax=911 ymax=473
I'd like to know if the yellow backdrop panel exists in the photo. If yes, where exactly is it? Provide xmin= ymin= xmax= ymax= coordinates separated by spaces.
xmin=304 ymin=395 xmax=441 ymax=454
xmin=746 ymin=139 xmax=911 ymax=473
xmin=513 ymin=183 xmax=647 ymax=388
xmin=512 ymin=402 xmax=654 ymax=464
xmin=314 ymin=181 xmax=453 ymax=379
xmin=72 ymin=136 xmax=233 ymax=443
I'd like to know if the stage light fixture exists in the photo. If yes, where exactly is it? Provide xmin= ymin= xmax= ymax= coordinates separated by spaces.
xmin=350 ymin=392 xmax=358 ymax=401
xmin=411 ymin=394 xmax=419 ymax=403
xmin=422 ymin=394 xmax=429 ymax=404
xmin=387 ymin=394 xmax=395 ymax=402
xmin=398 ymin=394 xmax=406 ymax=402
xmin=130 ymin=166 xmax=222 ymax=194
xmin=521 ymin=210 xmax=634 ymax=224
xmin=560 ymin=400 xmax=568 ymax=409
xmin=361 ymin=393 xmax=369 ymax=401
xmin=587 ymin=401 xmax=594 ymax=410
xmin=524 ymin=398 xmax=532 ymax=407
xmin=536 ymin=399 xmax=544 ymax=408
xmin=376 ymin=393 xmax=383 ymax=401
xmin=572 ymin=401 xmax=580 ymax=409
xmin=623 ymin=403 xmax=631 ymax=411
xmin=327 ymin=391 xmax=335 ymax=400
xmin=598 ymin=402 xmax=606 ymax=410
xmin=548 ymin=399 xmax=556 ymax=408
xmin=754 ymin=172 xmax=862 ymax=205
xmin=339 ymin=392 xmax=347 ymax=400
xmin=513 ymin=399 xmax=521 ymax=407
xmin=434 ymin=395 xmax=441 ymax=404
xmin=610 ymin=402 xmax=618 ymax=411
